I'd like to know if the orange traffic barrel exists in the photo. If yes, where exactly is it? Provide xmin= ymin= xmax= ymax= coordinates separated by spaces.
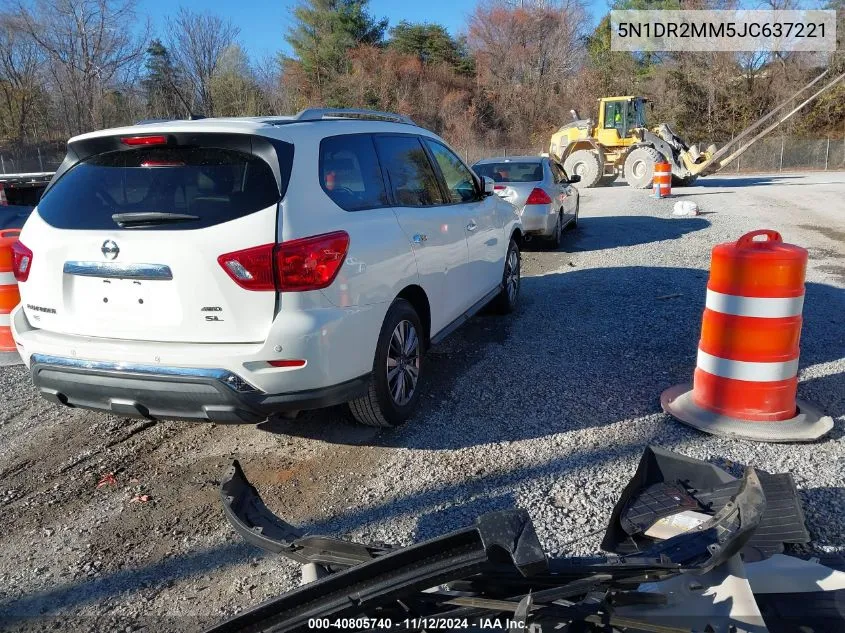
xmin=661 ymin=229 xmax=832 ymax=442
xmin=653 ymin=161 xmax=671 ymax=198
xmin=0 ymin=229 xmax=22 ymax=353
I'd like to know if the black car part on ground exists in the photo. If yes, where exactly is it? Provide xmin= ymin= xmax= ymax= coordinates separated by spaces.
xmin=208 ymin=449 xmax=766 ymax=633
xmin=602 ymin=445 xmax=809 ymax=560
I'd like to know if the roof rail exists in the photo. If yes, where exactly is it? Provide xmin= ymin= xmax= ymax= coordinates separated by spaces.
xmin=292 ymin=108 xmax=415 ymax=125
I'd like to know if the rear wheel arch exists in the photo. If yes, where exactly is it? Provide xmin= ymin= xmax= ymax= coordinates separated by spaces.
xmin=510 ymin=227 xmax=524 ymax=248
xmin=397 ymin=284 xmax=431 ymax=348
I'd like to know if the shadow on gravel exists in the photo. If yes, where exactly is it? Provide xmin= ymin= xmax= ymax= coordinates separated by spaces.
xmin=273 ymin=265 xmax=844 ymax=450
xmin=0 ymin=542 xmax=257 ymax=619
xmin=697 ymin=175 xmax=804 ymax=187
xmin=566 ymin=215 xmax=709 ymax=251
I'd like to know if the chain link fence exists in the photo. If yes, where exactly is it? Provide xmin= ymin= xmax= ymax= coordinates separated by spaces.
xmin=1 ymin=137 xmax=843 ymax=176
xmin=457 ymin=137 xmax=845 ymax=173
xmin=0 ymin=142 xmax=65 ymax=175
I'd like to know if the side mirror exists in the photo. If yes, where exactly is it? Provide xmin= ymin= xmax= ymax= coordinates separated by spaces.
xmin=482 ymin=176 xmax=495 ymax=196
xmin=567 ymin=174 xmax=581 ymax=184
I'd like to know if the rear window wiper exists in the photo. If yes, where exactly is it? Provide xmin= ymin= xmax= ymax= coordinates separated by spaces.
xmin=112 ymin=212 xmax=199 ymax=227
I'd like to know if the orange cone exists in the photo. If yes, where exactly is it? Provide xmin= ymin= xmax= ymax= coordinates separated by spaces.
xmin=661 ymin=230 xmax=832 ymax=442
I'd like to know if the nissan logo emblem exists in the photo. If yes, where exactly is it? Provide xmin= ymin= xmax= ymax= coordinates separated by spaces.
xmin=101 ymin=240 xmax=119 ymax=260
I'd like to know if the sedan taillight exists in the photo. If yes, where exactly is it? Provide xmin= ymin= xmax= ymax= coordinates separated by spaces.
xmin=525 ymin=188 xmax=552 ymax=205
xmin=11 ymin=241 xmax=33 ymax=282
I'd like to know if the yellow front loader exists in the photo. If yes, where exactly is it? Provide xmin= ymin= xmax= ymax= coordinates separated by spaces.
xmin=550 ymin=70 xmax=845 ymax=189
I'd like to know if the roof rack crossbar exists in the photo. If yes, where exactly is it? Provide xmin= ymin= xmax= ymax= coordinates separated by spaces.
xmin=292 ymin=108 xmax=415 ymax=125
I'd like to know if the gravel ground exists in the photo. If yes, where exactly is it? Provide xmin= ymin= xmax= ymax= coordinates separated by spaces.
xmin=0 ymin=171 xmax=843 ymax=631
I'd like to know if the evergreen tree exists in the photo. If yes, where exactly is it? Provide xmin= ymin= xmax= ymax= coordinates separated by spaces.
xmin=141 ymin=39 xmax=187 ymax=118
xmin=388 ymin=21 xmax=474 ymax=76
xmin=285 ymin=0 xmax=387 ymax=105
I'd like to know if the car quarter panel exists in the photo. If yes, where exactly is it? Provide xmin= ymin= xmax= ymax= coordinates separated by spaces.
xmin=275 ymin=130 xmax=420 ymax=311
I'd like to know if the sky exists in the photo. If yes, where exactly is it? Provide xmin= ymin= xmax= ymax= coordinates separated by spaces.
xmin=137 ymin=0 xmax=609 ymax=62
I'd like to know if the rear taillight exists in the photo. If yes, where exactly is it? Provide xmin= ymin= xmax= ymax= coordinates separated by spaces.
xmin=217 ymin=244 xmax=276 ymax=291
xmin=218 ymin=231 xmax=349 ymax=293
xmin=11 ymin=241 xmax=33 ymax=282
xmin=525 ymin=188 xmax=552 ymax=205
xmin=276 ymin=231 xmax=349 ymax=292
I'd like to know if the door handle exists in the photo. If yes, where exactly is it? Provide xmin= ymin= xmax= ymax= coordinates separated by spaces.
xmin=412 ymin=234 xmax=427 ymax=244
xmin=466 ymin=221 xmax=478 ymax=232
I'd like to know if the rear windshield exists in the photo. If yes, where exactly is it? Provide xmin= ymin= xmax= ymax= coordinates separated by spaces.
xmin=473 ymin=162 xmax=544 ymax=183
xmin=38 ymin=147 xmax=280 ymax=230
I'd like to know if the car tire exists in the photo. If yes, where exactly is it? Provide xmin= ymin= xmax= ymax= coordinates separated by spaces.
xmin=492 ymin=239 xmax=521 ymax=314
xmin=548 ymin=213 xmax=562 ymax=249
xmin=348 ymin=299 xmax=424 ymax=428
xmin=564 ymin=150 xmax=602 ymax=188
xmin=623 ymin=146 xmax=662 ymax=189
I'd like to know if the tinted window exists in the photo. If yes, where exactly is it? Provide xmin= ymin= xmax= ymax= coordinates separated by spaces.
xmin=38 ymin=147 xmax=280 ymax=230
xmin=425 ymin=140 xmax=478 ymax=203
xmin=319 ymin=134 xmax=389 ymax=211
xmin=373 ymin=136 xmax=444 ymax=207
xmin=472 ymin=161 xmax=544 ymax=183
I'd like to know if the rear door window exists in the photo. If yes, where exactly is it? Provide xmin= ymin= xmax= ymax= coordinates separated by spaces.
xmin=319 ymin=134 xmax=389 ymax=211
xmin=37 ymin=147 xmax=280 ymax=230
xmin=373 ymin=136 xmax=444 ymax=207
xmin=424 ymin=140 xmax=478 ymax=203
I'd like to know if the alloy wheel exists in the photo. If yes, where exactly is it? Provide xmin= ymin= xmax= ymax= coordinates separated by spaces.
xmin=505 ymin=248 xmax=520 ymax=304
xmin=386 ymin=320 xmax=420 ymax=406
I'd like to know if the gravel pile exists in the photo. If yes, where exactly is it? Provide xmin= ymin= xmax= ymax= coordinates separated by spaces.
xmin=0 ymin=172 xmax=842 ymax=630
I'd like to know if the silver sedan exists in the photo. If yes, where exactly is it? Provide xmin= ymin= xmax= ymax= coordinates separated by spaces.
xmin=472 ymin=156 xmax=580 ymax=248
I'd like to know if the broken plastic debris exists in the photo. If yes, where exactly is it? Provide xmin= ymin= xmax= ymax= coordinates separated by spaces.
xmin=96 ymin=473 xmax=117 ymax=488
xmin=644 ymin=510 xmax=711 ymax=539
xmin=130 ymin=494 xmax=151 ymax=503
xmin=672 ymin=201 xmax=700 ymax=216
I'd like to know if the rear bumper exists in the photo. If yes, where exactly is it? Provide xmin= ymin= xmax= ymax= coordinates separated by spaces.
xmin=30 ymin=353 xmax=370 ymax=423
xmin=520 ymin=203 xmax=556 ymax=236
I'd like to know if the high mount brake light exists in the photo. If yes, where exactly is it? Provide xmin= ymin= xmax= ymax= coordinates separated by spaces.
xmin=11 ymin=241 xmax=33 ymax=282
xmin=525 ymin=188 xmax=552 ymax=205
xmin=121 ymin=135 xmax=167 ymax=146
xmin=218 ymin=232 xmax=350 ymax=293
xmin=140 ymin=160 xmax=185 ymax=167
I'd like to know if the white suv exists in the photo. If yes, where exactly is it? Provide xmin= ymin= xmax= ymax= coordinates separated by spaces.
xmin=10 ymin=109 xmax=522 ymax=427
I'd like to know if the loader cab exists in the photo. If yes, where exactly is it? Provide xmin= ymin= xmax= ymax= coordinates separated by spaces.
xmin=596 ymin=97 xmax=648 ymax=148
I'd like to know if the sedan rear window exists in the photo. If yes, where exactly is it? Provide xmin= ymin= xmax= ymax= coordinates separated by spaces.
xmin=473 ymin=162 xmax=544 ymax=183
xmin=38 ymin=147 xmax=281 ymax=230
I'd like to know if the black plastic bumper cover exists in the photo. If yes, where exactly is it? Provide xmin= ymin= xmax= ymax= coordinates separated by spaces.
xmin=30 ymin=359 xmax=370 ymax=423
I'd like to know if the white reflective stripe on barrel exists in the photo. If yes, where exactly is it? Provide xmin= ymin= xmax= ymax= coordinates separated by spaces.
xmin=696 ymin=349 xmax=799 ymax=382
xmin=705 ymin=289 xmax=804 ymax=318
xmin=0 ymin=271 xmax=16 ymax=285
xmin=0 ymin=313 xmax=10 ymax=327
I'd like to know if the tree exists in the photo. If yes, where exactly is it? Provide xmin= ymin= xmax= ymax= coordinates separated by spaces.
xmin=388 ymin=22 xmax=474 ymax=75
xmin=209 ymin=45 xmax=266 ymax=116
xmin=285 ymin=0 xmax=387 ymax=104
xmin=166 ymin=8 xmax=240 ymax=116
xmin=0 ymin=12 xmax=46 ymax=142
xmin=468 ymin=0 xmax=589 ymax=142
xmin=14 ymin=0 xmax=148 ymax=136
xmin=141 ymin=39 xmax=188 ymax=119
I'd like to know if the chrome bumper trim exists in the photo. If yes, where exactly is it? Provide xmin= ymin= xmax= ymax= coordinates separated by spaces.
xmin=29 ymin=353 xmax=261 ymax=394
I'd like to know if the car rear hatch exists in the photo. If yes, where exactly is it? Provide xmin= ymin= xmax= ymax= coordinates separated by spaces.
xmin=472 ymin=161 xmax=545 ymax=210
xmin=18 ymin=132 xmax=293 ymax=343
